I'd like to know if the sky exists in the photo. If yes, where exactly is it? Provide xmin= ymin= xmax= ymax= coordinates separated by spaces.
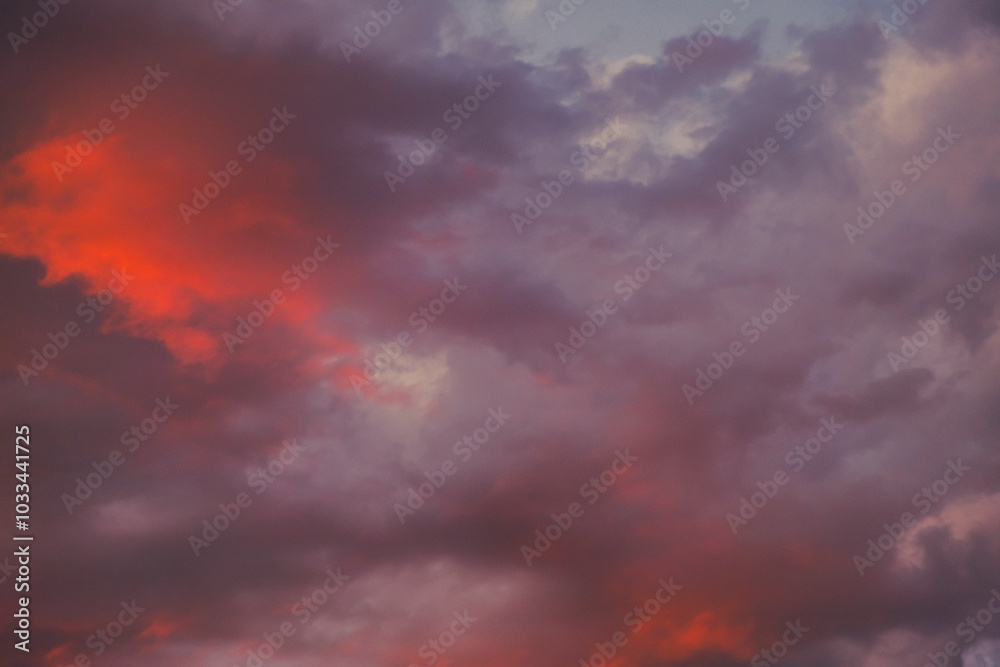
xmin=1 ymin=0 xmax=1000 ymax=665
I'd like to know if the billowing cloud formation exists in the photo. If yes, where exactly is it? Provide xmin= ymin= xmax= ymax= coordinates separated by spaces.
xmin=1 ymin=0 xmax=1000 ymax=665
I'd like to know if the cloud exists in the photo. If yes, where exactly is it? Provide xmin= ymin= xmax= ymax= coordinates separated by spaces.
xmin=2 ymin=0 xmax=1000 ymax=664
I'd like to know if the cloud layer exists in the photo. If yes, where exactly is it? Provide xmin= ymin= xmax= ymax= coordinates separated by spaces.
xmin=2 ymin=0 xmax=1000 ymax=665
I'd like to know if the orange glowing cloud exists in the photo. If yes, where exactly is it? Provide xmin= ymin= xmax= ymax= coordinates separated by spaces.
xmin=1 ymin=116 xmax=356 ymax=365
